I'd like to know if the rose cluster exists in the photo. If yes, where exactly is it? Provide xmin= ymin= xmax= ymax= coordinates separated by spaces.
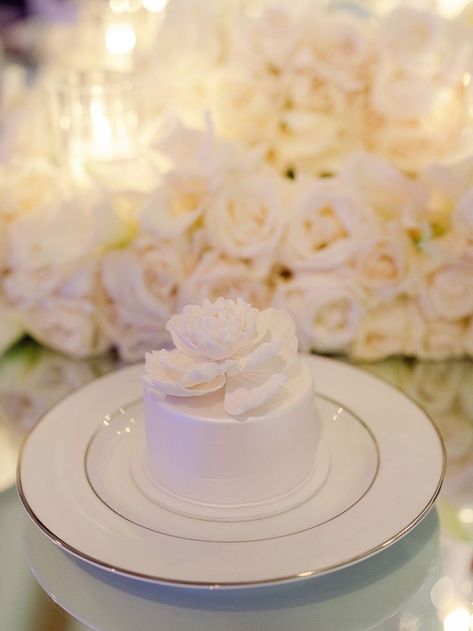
xmin=0 ymin=0 xmax=472 ymax=362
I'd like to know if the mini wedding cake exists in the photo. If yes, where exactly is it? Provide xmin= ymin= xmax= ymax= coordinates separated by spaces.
xmin=142 ymin=297 xmax=323 ymax=516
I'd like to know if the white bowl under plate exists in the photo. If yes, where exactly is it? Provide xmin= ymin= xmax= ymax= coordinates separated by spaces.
xmin=17 ymin=356 xmax=445 ymax=588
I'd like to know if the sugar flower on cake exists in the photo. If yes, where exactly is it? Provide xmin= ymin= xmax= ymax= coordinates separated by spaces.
xmin=144 ymin=297 xmax=298 ymax=416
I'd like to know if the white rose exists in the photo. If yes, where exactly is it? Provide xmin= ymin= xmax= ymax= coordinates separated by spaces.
xmin=273 ymin=108 xmax=348 ymax=176
xmin=304 ymin=10 xmax=375 ymax=93
xmin=154 ymin=0 xmax=222 ymax=74
xmin=98 ymin=236 xmax=187 ymax=361
xmin=420 ymin=260 xmax=473 ymax=321
xmin=410 ymin=306 xmax=465 ymax=360
xmin=340 ymin=152 xmax=423 ymax=220
xmin=227 ymin=4 xmax=301 ymax=72
xmin=3 ymin=192 xmax=124 ymax=306
xmin=22 ymin=296 xmax=109 ymax=359
xmin=406 ymin=360 xmax=465 ymax=416
xmin=177 ymin=251 xmax=272 ymax=311
xmin=207 ymin=67 xmax=281 ymax=146
xmin=144 ymin=297 xmax=298 ymax=416
xmin=281 ymin=179 xmax=371 ymax=272
xmin=358 ymin=90 xmax=467 ymax=172
xmin=350 ymin=299 xmax=413 ymax=361
xmin=140 ymin=170 xmax=215 ymax=239
xmin=371 ymin=64 xmax=451 ymax=120
xmin=205 ymin=172 xmax=286 ymax=273
xmin=379 ymin=6 xmax=464 ymax=80
xmin=0 ymin=159 xmax=64 ymax=220
xmin=352 ymin=223 xmax=419 ymax=301
xmin=273 ymin=272 xmax=363 ymax=352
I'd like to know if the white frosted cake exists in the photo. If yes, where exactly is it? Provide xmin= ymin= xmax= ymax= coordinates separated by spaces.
xmin=142 ymin=297 xmax=322 ymax=516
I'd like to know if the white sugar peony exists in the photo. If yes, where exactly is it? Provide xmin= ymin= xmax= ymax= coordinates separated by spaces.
xmin=144 ymin=297 xmax=298 ymax=416
xmin=273 ymin=272 xmax=362 ymax=352
xmin=282 ymin=179 xmax=371 ymax=272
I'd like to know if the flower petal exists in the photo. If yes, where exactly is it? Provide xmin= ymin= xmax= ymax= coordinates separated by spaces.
xmin=224 ymin=370 xmax=287 ymax=416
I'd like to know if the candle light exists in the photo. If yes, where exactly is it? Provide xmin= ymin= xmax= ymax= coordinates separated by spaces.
xmin=51 ymin=70 xmax=140 ymax=185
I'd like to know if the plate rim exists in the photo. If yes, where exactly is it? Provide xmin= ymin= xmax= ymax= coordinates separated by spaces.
xmin=17 ymin=356 xmax=447 ymax=589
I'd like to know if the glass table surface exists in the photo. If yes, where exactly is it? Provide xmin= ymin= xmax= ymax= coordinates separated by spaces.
xmin=1 ymin=340 xmax=472 ymax=631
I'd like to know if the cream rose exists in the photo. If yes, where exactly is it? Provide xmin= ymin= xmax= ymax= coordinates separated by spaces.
xmin=358 ymin=89 xmax=467 ymax=172
xmin=177 ymin=251 xmax=271 ymax=311
xmin=420 ymin=260 xmax=473 ymax=321
xmin=351 ymin=299 xmax=413 ymax=361
xmin=340 ymin=152 xmax=422 ymax=220
xmin=98 ymin=236 xmax=187 ymax=361
xmin=273 ymin=272 xmax=363 ymax=352
xmin=352 ymin=223 xmax=419 ymax=301
xmin=22 ymin=296 xmax=109 ymax=359
xmin=207 ymin=67 xmax=280 ymax=146
xmin=410 ymin=306 xmax=465 ymax=360
xmin=303 ymin=9 xmax=375 ymax=93
xmin=379 ymin=6 xmax=465 ymax=80
xmin=144 ymin=297 xmax=298 ymax=416
xmin=0 ymin=159 xmax=64 ymax=221
xmin=205 ymin=172 xmax=286 ymax=272
xmin=281 ymin=179 xmax=371 ymax=272
xmin=3 ymin=191 xmax=124 ymax=307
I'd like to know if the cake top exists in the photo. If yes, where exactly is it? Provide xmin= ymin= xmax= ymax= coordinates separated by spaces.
xmin=144 ymin=297 xmax=298 ymax=417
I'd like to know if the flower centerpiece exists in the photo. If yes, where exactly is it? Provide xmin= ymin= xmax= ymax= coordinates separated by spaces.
xmin=0 ymin=0 xmax=473 ymax=362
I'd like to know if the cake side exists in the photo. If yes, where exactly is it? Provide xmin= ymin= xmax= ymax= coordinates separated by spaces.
xmin=143 ymin=359 xmax=319 ymax=505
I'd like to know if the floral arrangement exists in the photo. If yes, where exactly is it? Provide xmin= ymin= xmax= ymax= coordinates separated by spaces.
xmin=1 ymin=0 xmax=473 ymax=362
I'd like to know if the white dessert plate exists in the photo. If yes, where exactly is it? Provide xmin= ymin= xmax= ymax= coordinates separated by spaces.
xmin=17 ymin=356 xmax=445 ymax=588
